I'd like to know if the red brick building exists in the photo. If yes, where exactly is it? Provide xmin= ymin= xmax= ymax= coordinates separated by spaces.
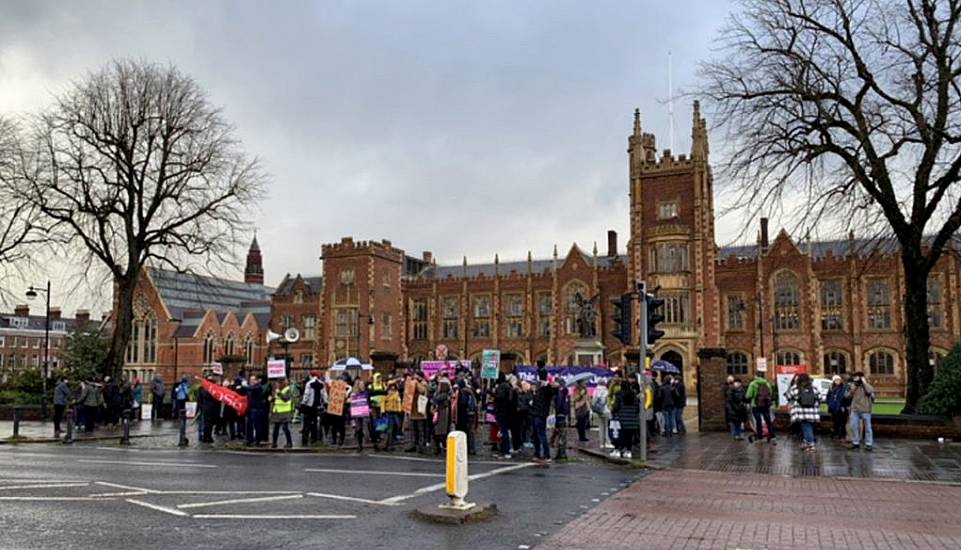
xmin=116 ymin=102 xmax=960 ymax=397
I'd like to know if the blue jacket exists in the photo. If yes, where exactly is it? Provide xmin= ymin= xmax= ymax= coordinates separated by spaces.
xmin=826 ymin=385 xmax=846 ymax=414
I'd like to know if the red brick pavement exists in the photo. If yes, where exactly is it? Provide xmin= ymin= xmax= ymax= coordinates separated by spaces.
xmin=537 ymin=469 xmax=961 ymax=550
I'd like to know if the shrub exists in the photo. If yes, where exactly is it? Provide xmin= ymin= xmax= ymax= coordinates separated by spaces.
xmin=0 ymin=390 xmax=42 ymax=405
xmin=918 ymin=343 xmax=961 ymax=417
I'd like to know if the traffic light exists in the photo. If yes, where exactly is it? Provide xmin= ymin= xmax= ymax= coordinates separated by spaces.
xmin=645 ymin=292 xmax=665 ymax=347
xmin=610 ymin=293 xmax=633 ymax=345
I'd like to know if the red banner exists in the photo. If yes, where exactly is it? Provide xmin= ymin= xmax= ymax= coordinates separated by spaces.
xmin=199 ymin=378 xmax=248 ymax=416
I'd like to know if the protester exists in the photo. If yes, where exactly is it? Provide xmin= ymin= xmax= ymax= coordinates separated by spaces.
xmin=745 ymin=370 xmax=777 ymax=445
xmin=592 ymin=378 xmax=612 ymax=449
xmin=826 ymin=375 xmax=848 ymax=440
xmin=846 ymin=371 xmax=875 ymax=451
xmin=656 ymin=375 xmax=677 ymax=436
xmin=513 ymin=380 xmax=533 ymax=453
xmin=493 ymin=373 xmax=516 ymax=458
xmin=455 ymin=379 xmax=477 ymax=455
xmin=432 ymin=374 xmax=452 ymax=455
xmin=53 ymin=376 xmax=70 ymax=436
xmin=611 ymin=380 xmax=640 ymax=459
xmin=196 ymin=376 xmax=218 ymax=443
xmin=299 ymin=370 xmax=324 ymax=446
xmin=150 ymin=375 xmax=165 ymax=421
xmin=79 ymin=379 xmax=100 ymax=432
xmin=725 ymin=378 xmax=748 ymax=440
xmin=573 ymin=379 xmax=591 ymax=443
xmin=530 ymin=378 xmax=553 ymax=463
xmin=218 ymin=379 xmax=237 ymax=439
xmin=405 ymin=371 xmax=428 ymax=453
xmin=784 ymin=373 xmax=821 ymax=452
xmin=244 ymin=375 xmax=267 ymax=446
xmin=230 ymin=375 xmax=247 ymax=440
xmin=673 ymin=376 xmax=687 ymax=434
xmin=174 ymin=376 xmax=190 ymax=419
xmin=103 ymin=376 xmax=120 ymax=428
xmin=383 ymin=380 xmax=404 ymax=451
xmin=552 ymin=377 xmax=570 ymax=460
xmin=270 ymin=378 xmax=294 ymax=449
xmin=132 ymin=378 xmax=143 ymax=421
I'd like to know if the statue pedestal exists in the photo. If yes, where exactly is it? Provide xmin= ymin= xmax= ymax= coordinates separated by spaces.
xmin=571 ymin=338 xmax=605 ymax=366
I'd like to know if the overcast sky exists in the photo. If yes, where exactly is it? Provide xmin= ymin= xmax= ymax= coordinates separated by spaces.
xmin=0 ymin=0 xmax=738 ymax=315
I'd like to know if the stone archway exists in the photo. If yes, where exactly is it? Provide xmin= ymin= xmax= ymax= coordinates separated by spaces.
xmin=661 ymin=349 xmax=685 ymax=382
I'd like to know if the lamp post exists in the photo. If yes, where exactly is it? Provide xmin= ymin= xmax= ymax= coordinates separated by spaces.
xmin=25 ymin=281 xmax=51 ymax=420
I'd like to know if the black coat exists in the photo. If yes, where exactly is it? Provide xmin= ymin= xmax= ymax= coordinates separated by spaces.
xmin=612 ymin=390 xmax=640 ymax=430
xmin=724 ymin=387 xmax=747 ymax=421
xmin=657 ymin=384 xmax=676 ymax=409
xmin=531 ymin=385 xmax=554 ymax=418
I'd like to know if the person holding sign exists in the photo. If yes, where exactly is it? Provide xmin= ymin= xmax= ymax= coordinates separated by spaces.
xmin=405 ymin=371 xmax=428 ymax=453
xmin=270 ymin=378 xmax=294 ymax=449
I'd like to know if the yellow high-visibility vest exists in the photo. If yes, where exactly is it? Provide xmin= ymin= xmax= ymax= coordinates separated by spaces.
xmin=273 ymin=388 xmax=293 ymax=414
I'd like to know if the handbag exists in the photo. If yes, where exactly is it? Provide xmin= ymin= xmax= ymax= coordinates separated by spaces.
xmin=416 ymin=395 xmax=428 ymax=415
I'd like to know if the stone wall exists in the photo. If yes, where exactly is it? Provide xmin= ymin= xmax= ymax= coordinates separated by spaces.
xmin=696 ymin=347 xmax=728 ymax=432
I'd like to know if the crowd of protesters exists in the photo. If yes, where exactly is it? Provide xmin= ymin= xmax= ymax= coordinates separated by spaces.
xmin=724 ymin=369 xmax=877 ymax=453
xmin=52 ymin=375 xmax=144 ymax=435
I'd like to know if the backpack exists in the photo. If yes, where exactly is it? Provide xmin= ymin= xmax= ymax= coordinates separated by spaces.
xmin=755 ymin=383 xmax=772 ymax=408
xmin=176 ymin=383 xmax=188 ymax=401
xmin=591 ymin=395 xmax=606 ymax=415
xmin=798 ymin=386 xmax=817 ymax=408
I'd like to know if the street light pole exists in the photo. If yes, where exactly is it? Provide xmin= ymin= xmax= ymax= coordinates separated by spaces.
xmin=26 ymin=281 xmax=51 ymax=420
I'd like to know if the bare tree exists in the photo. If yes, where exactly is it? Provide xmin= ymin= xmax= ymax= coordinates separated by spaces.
xmin=15 ymin=59 xmax=266 ymax=379
xmin=701 ymin=0 xmax=961 ymax=411
xmin=0 ymin=116 xmax=42 ymax=294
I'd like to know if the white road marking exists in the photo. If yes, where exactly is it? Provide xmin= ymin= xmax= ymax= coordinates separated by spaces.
xmin=306 ymin=492 xmax=399 ymax=506
xmin=177 ymin=494 xmax=303 ymax=509
xmin=95 ymin=481 xmax=155 ymax=493
xmin=191 ymin=514 xmax=356 ymax=520
xmin=89 ymin=491 xmax=148 ymax=498
xmin=156 ymin=490 xmax=300 ymax=495
xmin=0 ymin=496 xmax=101 ymax=501
xmin=126 ymin=498 xmax=190 ymax=517
xmin=379 ymin=463 xmax=534 ymax=504
xmin=333 ymin=453 xmax=506 ymax=466
xmin=80 ymin=459 xmax=216 ymax=469
xmin=0 ymin=479 xmax=88 ymax=484
xmin=304 ymin=468 xmax=442 ymax=478
xmin=0 ymin=483 xmax=89 ymax=491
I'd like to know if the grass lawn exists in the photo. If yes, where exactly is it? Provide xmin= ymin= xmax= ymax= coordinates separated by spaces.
xmin=819 ymin=399 xmax=904 ymax=415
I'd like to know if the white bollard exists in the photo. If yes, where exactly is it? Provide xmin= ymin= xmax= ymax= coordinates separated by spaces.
xmin=440 ymin=430 xmax=475 ymax=511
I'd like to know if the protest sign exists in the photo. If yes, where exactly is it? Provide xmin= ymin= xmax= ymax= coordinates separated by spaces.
xmin=327 ymin=380 xmax=348 ymax=416
xmin=267 ymin=359 xmax=286 ymax=379
xmin=350 ymin=391 xmax=370 ymax=418
xmin=199 ymin=377 xmax=248 ymax=415
xmin=210 ymin=362 xmax=223 ymax=375
xmin=775 ymin=365 xmax=807 ymax=409
xmin=403 ymin=379 xmax=416 ymax=414
xmin=421 ymin=360 xmax=463 ymax=379
xmin=481 ymin=349 xmax=500 ymax=379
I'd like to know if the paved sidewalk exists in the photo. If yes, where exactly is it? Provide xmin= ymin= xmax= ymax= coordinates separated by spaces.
xmin=538 ymin=469 xmax=961 ymax=550
xmin=1 ymin=419 xmax=180 ymax=441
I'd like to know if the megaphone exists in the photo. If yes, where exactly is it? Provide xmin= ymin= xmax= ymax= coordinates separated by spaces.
xmin=284 ymin=328 xmax=300 ymax=343
xmin=266 ymin=330 xmax=283 ymax=344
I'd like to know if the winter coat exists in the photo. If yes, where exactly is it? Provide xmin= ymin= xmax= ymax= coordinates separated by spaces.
xmin=845 ymin=381 xmax=875 ymax=414
xmin=592 ymin=386 xmax=610 ymax=418
xmin=657 ymin=383 xmax=676 ymax=409
xmin=786 ymin=384 xmax=821 ymax=423
xmin=132 ymin=384 xmax=143 ymax=406
xmin=531 ymin=384 xmax=554 ymax=418
xmin=270 ymin=386 xmax=293 ymax=423
xmin=554 ymin=387 xmax=571 ymax=417
xmin=456 ymin=387 xmax=475 ymax=425
xmin=724 ymin=386 xmax=748 ymax=422
xmin=826 ymin=384 xmax=847 ymax=414
xmin=79 ymin=384 xmax=100 ymax=407
xmin=745 ymin=377 xmax=775 ymax=408
xmin=433 ymin=380 xmax=452 ymax=434
xmin=573 ymin=387 xmax=590 ymax=418
xmin=674 ymin=382 xmax=687 ymax=408
xmin=54 ymin=381 xmax=70 ymax=406
xmin=151 ymin=377 xmax=165 ymax=399
xmin=409 ymin=381 xmax=428 ymax=420
xmin=612 ymin=390 xmax=641 ymax=430
xmin=199 ymin=386 xmax=220 ymax=416
xmin=493 ymin=381 xmax=516 ymax=417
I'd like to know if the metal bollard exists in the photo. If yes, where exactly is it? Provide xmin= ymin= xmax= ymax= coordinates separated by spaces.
xmin=178 ymin=414 xmax=189 ymax=447
xmin=120 ymin=411 xmax=131 ymax=446
xmin=12 ymin=407 xmax=20 ymax=438
xmin=64 ymin=409 xmax=74 ymax=444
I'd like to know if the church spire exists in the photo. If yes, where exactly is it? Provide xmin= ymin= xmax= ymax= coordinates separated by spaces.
xmin=244 ymin=234 xmax=264 ymax=285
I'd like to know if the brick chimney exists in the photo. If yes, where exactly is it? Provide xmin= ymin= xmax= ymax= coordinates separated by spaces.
xmin=75 ymin=310 xmax=90 ymax=323
xmin=422 ymin=251 xmax=433 ymax=264
xmin=14 ymin=304 xmax=29 ymax=317
xmin=49 ymin=307 xmax=62 ymax=321
xmin=607 ymin=230 xmax=618 ymax=257
xmin=760 ymin=218 xmax=769 ymax=251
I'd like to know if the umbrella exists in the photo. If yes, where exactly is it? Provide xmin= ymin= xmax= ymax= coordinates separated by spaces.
xmin=650 ymin=359 xmax=680 ymax=374
xmin=330 ymin=357 xmax=373 ymax=371
xmin=565 ymin=372 xmax=595 ymax=385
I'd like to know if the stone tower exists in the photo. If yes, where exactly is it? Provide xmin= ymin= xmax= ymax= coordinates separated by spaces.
xmin=244 ymin=235 xmax=265 ymax=285
xmin=626 ymin=101 xmax=719 ymax=382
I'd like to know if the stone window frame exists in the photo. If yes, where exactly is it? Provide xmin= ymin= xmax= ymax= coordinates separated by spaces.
xmin=471 ymin=293 xmax=492 ymax=338
xmin=410 ymin=299 xmax=428 ymax=341
xmin=823 ymin=349 xmax=848 ymax=375
xmin=303 ymin=315 xmax=317 ymax=340
xmin=650 ymin=242 xmax=690 ymax=273
xmin=819 ymin=279 xmax=845 ymax=332
xmin=441 ymin=295 xmax=460 ymax=340
xmin=656 ymin=199 xmax=679 ymax=220
xmin=775 ymin=348 xmax=803 ymax=366
xmin=865 ymin=278 xmax=893 ymax=331
xmin=725 ymin=293 xmax=746 ymax=332
xmin=726 ymin=351 xmax=750 ymax=376
xmin=536 ymin=291 xmax=552 ymax=338
xmin=866 ymin=348 xmax=897 ymax=377
xmin=504 ymin=292 xmax=525 ymax=339
xmin=927 ymin=274 xmax=944 ymax=330
xmin=772 ymin=270 xmax=801 ymax=332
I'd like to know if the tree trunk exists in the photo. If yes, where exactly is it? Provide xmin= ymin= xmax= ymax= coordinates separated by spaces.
xmin=901 ymin=251 xmax=933 ymax=413
xmin=105 ymin=272 xmax=137 ymax=381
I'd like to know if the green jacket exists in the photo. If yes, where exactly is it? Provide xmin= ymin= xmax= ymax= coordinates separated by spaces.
xmin=744 ymin=377 xmax=774 ymax=408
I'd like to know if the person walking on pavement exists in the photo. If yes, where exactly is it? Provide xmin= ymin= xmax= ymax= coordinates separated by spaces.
xmin=270 ymin=378 xmax=294 ymax=449
xmin=826 ymin=375 xmax=848 ymax=440
xmin=592 ymin=378 xmax=612 ymax=449
xmin=611 ymin=379 xmax=640 ymax=459
xmin=53 ymin=376 xmax=70 ymax=436
xmin=672 ymin=376 xmax=687 ymax=434
xmin=150 ymin=375 xmax=165 ymax=421
xmin=785 ymin=373 xmax=822 ymax=453
xmin=573 ymin=379 xmax=591 ymax=443
xmin=745 ymin=370 xmax=777 ymax=445
xmin=846 ymin=372 xmax=875 ymax=451
xmin=552 ymin=378 xmax=570 ymax=461
xmin=725 ymin=378 xmax=748 ymax=440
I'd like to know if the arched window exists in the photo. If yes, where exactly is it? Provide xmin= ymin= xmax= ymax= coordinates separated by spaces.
xmin=866 ymin=279 xmax=892 ymax=330
xmin=868 ymin=350 xmax=895 ymax=376
xmin=823 ymin=350 xmax=847 ymax=375
xmin=224 ymin=333 xmax=235 ymax=357
xmin=143 ymin=316 xmax=157 ymax=364
xmin=244 ymin=336 xmax=254 ymax=366
xmin=203 ymin=333 xmax=215 ymax=365
xmin=726 ymin=352 xmax=749 ymax=376
xmin=773 ymin=271 xmax=800 ymax=331
xmin=775 ymin=349 xmax=801 ymax=366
